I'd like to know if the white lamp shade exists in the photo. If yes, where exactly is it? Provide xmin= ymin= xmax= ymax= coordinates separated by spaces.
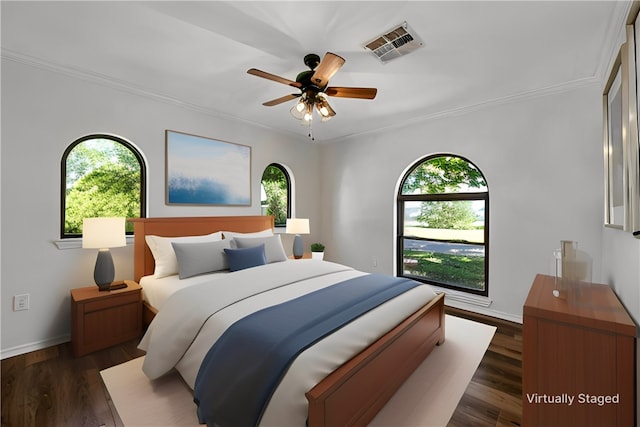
xmin=285 ymin=218 xmax=310 ymax=235
xmin=82 ymin=217 xmax=126 ymax=249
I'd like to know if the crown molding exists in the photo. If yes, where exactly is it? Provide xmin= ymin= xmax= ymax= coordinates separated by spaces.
xmin=1 ymin=48 xmax=291 ymax=136
xmin=323 ymin=75 xmax=601 ymax=144
xmin=0 ymin=47 xmax=605 ymax=145
xmin=595 ymin=0 xmax=634 ymax=88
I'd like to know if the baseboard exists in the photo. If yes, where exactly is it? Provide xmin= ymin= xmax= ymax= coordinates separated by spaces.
xmin=427 ymin=285 xmax=523 ymax=324
xmin=1 ymin=334 xmax=70 ymax=360
xmin=445 ymin=299 xmax=523 ymax=324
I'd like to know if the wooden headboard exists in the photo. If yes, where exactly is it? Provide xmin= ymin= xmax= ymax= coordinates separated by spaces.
xmin=129 ymin=216 xmax=274 ymax=282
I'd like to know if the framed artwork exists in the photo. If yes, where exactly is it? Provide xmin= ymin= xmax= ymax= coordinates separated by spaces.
xmin=629 ymin=22 xmax=640 ymax=236
xmin=165 ymin=130 xmax=251 ymax=206
xmin=602 ymin=23 xmax=640 ymax=235
xmin=603 ymin=49 xmax=625 ymax=229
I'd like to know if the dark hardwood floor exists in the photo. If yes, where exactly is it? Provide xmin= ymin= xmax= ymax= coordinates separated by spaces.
xmin=1 ymin=309 xmax=522 ymax=427
xmin=447 ymin=308 xmax=523 ymax=427
xmin=1 ymin=340 xmax=144 ymax=427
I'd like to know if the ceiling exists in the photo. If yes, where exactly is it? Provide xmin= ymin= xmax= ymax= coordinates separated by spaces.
xmin=1 ymin=1 xmax=626 ymax=142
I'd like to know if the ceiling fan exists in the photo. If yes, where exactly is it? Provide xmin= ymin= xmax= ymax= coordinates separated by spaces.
xmin=247 ymin=52 xmax=377 ymax=125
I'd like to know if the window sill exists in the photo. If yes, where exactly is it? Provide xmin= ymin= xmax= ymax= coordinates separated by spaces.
xmin=54 ymin=236 xmax=134 ymax=250
xmin=429 ymin=286 xmax=492 ymax=308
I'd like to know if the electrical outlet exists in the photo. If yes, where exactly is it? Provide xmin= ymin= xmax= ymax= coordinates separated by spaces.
xmin=13 ymin=294 xmax=29 ymax=311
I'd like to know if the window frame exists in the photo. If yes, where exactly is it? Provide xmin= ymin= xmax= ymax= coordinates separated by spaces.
xmin=261 ymin=163 xmax=291 ymax=228
xmin=396 ymin=154 xmax=489 ymax=297
xmin=60 ymin=134 xmax=146 ymax=239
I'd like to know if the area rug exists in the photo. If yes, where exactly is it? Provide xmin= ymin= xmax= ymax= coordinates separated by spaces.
xmin=100 ymin=315 xmax=495 ymax=426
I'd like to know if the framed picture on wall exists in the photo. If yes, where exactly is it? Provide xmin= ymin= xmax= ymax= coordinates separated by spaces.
xmin=165 ymin=130 xmax=251 ymax=206
xmin=602 ymin=48 xmax=625 ymax=229
xmin=628 ymin=22 xmax=640 ymax=236
xmin=602 ymin=22 xmax=640 ymax=236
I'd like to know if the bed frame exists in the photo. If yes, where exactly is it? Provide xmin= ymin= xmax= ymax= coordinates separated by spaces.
xmin=130 ymin=215 xmax=445 ymax=427
xmin=130 ymin=215 xmax=276 ymax=326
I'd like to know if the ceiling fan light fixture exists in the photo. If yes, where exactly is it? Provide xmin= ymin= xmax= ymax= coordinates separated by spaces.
xmin=290 ymin=98 xmax=306 ymax=120
xmin=317 ymin=93 xmax=336 ymax=119
xmin=248 ymin=51 xmax=377 ymax=134
xmin=303 ymin=102 xmax=313 ymax=122
xmin=317 ymin=100 xmax=328 ymax=117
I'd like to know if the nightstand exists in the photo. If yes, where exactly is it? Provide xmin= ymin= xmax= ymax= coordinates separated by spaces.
xmin=70 ymin=280 xmax=142 ymax=357
xmin=288 ymin=252 xmax=312 ymax=259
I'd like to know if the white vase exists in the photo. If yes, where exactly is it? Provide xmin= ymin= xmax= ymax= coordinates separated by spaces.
xmin=311 ymin=251 xmax=324 ymax=260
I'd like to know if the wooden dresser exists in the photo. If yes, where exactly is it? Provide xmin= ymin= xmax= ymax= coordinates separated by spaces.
xmin=523 ymin=274 xmax=636 ymax=427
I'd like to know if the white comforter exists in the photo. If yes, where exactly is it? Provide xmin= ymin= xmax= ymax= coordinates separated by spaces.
xmin=138 ymin=260 xmax=437 ymax=427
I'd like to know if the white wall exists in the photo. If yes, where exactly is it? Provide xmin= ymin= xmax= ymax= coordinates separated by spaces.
xmin=0 ymin=58 xmax=321 ymax=357
xmin=3 ymin=39 xmax=637 ymax=361
xmin=320 ymin=84 xmax=604 ymax=321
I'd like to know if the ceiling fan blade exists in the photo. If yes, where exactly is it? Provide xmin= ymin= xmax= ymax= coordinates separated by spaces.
xmin=247 ymin=68 xmax=302 ymax=88
xmin=262 ymin=94 xmax=300 ymax=106
xmin=310 ymin=52 xmax=345 ymax=87
xmin=325 ymin=86 xmax=378 ymax=99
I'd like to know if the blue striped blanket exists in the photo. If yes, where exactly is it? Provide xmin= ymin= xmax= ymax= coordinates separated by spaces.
xmin=193 ymin=273 xmax=422 ymax=427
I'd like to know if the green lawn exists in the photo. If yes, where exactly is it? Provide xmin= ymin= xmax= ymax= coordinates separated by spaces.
xmin=403 ymin=249 xmax=485 ymax=291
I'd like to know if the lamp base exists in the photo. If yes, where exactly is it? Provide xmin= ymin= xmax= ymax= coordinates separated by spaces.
xmin=292 ymin=234 xmax=303 ymax=259
xmin=94 ymin=249 xmax=115 ymax=291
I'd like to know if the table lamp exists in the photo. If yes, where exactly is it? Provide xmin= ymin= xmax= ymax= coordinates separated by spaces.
xmin=286 ymin=218 xmax=310 ymax=259
xmin=83 ymin=217 xmax=126 ymax=291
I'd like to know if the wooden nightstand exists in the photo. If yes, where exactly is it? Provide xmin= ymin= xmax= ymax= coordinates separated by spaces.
xmin=71 ymin=280 xmax=142 ymax=357
xmin=288 ymin=252 xmax=312 ymax=259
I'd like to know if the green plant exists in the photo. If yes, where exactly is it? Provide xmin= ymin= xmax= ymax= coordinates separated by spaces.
xmin=311 ymin=243 xmax=325 ymax=252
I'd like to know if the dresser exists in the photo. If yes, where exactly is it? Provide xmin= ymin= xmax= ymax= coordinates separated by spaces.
xmin=71 ymin=280 xmax=142 ymax=357
xmin=522 ymin=274 xmax=636 ymax=427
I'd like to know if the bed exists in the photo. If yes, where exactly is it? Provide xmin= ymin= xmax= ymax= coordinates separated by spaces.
xmin=131 ymin=215 xmax=445 ymax=427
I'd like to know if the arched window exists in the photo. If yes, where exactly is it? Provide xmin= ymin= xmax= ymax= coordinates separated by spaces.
xmin=61 ymin=134 xmax=146 ymax=238
xmin=260 ymin=163 xmax=291 ymax=227
xmin=397 ymin=154 xmax=488 ymax=296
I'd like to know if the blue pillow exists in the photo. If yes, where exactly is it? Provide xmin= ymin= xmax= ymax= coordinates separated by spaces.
xmin=224 ymin=244 xmax=267 ymax=272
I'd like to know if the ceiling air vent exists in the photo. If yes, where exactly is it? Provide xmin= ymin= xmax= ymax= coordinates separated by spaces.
xmin=364 ymin=21 xmax=423 ymax=63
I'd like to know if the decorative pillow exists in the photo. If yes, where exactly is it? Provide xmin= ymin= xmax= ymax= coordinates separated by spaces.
xmin=171 ymin=240 xmax=231 ymax=279
xmin=222 ymin=228 xmax=273 ymax=247
xmin=224 ymin=244 xmax=267 ymax=272
xmin=145 ymin=232 xmax=223 ymax=278
xmin=233 ymin=235 xmax=288 ymax=264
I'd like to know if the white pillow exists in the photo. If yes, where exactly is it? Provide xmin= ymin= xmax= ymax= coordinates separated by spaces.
xmin=145 ymin=232 xmax=223 ymax=278
xmin=222 ymin=228 xmax=273 ymax=239
xmin=234 ymin=235 xmax=288 ymax=264
xmin=222 ymin=228 xmax=274 ymax=248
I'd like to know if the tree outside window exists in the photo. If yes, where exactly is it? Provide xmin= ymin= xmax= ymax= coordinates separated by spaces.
xmin=261 ymin=164 xmax=290 ymax=227
xmin=397 ymin=155 xmax=488 ymax=295
xmin=62 ymin=135 xmax=145 ymax=237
